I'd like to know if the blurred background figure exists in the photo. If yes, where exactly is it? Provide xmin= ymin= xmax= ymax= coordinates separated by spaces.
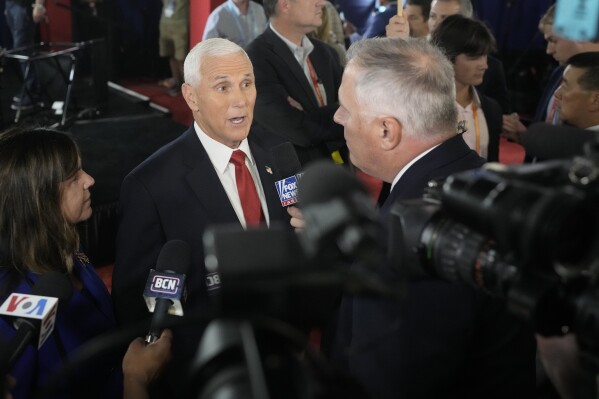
xmin=349 ymin=0 xmax=398 ymax=41
xmin=502 ymin=5 xmax=599 ymax=143
xmin=309 ymin=1 xmax=347 ymax=64
xmin=202 ymin=0 xmax=267 ymax=48
xmin=431 ymin=14 xmax=502 ymax=161
xmin=404 ymin=0 xmax=431 ymax=38
xmin=158 ymin=0 xmax=189 ymax=96
xmin=4 ymin=0 xmax=46 ymax=111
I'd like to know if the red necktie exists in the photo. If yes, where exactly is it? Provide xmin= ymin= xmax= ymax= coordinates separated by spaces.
xmin=230 ymin=150 xmax=264 ymax=226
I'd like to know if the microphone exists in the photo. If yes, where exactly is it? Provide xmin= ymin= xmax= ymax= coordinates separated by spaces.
xmin=297 ymin=160 xmax=383 ymax=264
xmin=0 ymin=271 xmax=72 ymax=372
xmin=144 ymin=239 xmax=190 ymax=344
xmin=522 ymin=122 xmax=599 ymax=161
xmin=270 ymin=142 xmax=304 ymax=207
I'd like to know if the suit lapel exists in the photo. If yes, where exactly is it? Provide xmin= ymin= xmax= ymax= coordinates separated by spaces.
xmin=249 ymin=138 xmax=286 ymax=223
xmin=180 ymin=129 xmax=240 ymax=225
xmin=263 ymin=27 xmax=320 ymax=109
xmin=382 ymin=135 xmax=473 ymax=214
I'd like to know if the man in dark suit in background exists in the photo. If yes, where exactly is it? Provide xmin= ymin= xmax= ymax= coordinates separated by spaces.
xmin=503 ymin=5 xmax=599 ymax=139
xmin=246 ymin=0 xmax=346 ymax=166
xmin=327 ymin=37 xmax=536 ymax=399
xmin=112 ymin=38 xmax=289 ymax=356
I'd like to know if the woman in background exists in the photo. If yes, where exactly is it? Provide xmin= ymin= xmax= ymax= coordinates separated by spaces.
xmin=431 ymin=14 xmax=503 ymax=162
xmin=0 ymin=127 xmax=121 ymax=399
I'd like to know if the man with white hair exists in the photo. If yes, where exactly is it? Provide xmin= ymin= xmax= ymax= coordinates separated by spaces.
xmin=329 ymin=37 xmax=536 ymax=399
xmin=427 ymin=0 xmax=472 ymax=31
xmin=112 ymin=39 xmax=289 ymax=391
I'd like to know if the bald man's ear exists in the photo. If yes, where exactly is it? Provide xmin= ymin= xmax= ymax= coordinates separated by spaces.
xmin=379 ymin=116 xmax=402 ymax=150
xmin=182 ymin=83 xmax=198 ymax=113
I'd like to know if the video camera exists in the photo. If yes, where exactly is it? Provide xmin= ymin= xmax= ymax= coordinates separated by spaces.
xmin=390 ymin=138 xmax=599 ymax=381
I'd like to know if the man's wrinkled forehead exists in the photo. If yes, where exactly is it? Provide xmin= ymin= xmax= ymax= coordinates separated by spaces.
xmin=199 ymin=53 xmax=254 ymax=82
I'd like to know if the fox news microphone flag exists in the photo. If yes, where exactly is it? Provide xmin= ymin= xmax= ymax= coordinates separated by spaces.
xmin=271 ymin=142 xmax=304 ymax=207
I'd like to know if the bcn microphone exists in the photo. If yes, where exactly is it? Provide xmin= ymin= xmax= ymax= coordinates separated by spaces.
xmin=144 ymin=239 xmax=190 ymax=344
xmin=0 ymin=272 xmax=72 ymax=371
xmin=270 ymin=142 xmax=304 ymax=207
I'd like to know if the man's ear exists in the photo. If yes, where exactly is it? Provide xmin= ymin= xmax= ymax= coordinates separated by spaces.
xmin=589 ymin=91 xmax=599 ymax=112
xmin=379 ymin=116 xmax=402 ymax=151
xmin=278 ymin=0 xmax=290 ymax=14
xmin=182 ymin=83 xmax=198 ymax=113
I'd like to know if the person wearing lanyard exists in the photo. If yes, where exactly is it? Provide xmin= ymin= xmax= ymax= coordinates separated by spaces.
xmin=431 ymin=14 xmax=502 ymax=162
xmin=246 ymin=0 xmax=347 ymax=166
xmin=202 ymin=0 xmax=268 ymax=48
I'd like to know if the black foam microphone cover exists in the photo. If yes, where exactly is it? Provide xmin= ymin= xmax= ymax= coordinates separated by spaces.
xmin=155 ymin=239 xmax=191 ymax=274
xmin=522 ymin=122 xmax=599 ymax=161
xmin=270 ymin=142 xmax=303 ymax=180
xmin=299 ymin=160 xmax=368 ymax=205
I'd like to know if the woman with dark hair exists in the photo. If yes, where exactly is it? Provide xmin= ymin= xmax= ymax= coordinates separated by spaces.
xmin=0 ymin=128 xmax=123 ymax=399
xmin=431 ymin=14 xmax=503 ymax=161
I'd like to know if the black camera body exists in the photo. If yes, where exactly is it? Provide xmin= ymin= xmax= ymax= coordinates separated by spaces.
xmin=390 ymin=140 xmax=599 ymax=379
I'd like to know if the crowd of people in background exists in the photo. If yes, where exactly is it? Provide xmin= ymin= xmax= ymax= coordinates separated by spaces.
xmin=3 ymin=0 xmax=599 ymax=398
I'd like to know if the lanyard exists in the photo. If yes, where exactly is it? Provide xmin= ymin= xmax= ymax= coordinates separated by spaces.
xmin=306 ymin=57 xmax=325 ymax=107
xmin=471 ymin=100 xmax=480 ymax=154
xmin=546 ymin=95 xmax=559 ymax=124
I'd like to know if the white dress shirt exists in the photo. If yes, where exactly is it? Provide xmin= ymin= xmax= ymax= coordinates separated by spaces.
xmin=194 ymin=122 xmax=270 ymax=228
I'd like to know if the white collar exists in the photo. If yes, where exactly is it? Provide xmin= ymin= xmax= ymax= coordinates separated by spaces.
xmin=194 ymin=121 xmax=254 ymax=175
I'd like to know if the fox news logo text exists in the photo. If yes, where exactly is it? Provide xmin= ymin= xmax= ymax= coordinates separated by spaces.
xmin=275 ymin=175 xmax=302 ymax=206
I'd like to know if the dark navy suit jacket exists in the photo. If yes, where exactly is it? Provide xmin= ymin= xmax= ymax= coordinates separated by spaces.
xmin=478 ymin=55 xmax=512 ymax=114
xmin=332 ymin=134 xmax=536 ymax=399
xmin=533 ymin=65 xmax=565 ymax=123
xmin=246 ymin=26 xmax=346 ymax=166
xmin=112 ymin=126 xmax=289 ymax=325
xmin=478 ymin=88 xmax=503 ymax=162
xmin=362 ymin=2 xmax=397 ymax=39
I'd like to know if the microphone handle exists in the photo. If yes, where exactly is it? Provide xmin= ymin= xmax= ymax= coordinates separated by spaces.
xmin=145 ymin=298 xmax=172 ymax=344
xmin=0 ymin=319 xmax=37 ymax=374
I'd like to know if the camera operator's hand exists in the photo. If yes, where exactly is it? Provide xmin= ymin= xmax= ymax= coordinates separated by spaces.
xmin=288 ymin=206 xmax=305 ymax=231
xmin=3 ymin=376 xmax=15 ymax=399
xmin=537 ymin=334 xmax=583 ymax=399
xmin=122 ymin=329 xmax=173 ymax=399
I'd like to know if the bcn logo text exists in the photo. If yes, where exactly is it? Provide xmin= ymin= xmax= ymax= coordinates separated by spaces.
xmin=151 ymin=276 xmax=180 ymax=294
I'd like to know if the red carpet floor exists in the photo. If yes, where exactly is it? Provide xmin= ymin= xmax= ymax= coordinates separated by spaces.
xmin=118 ymin=78 xmax=193 ymax=126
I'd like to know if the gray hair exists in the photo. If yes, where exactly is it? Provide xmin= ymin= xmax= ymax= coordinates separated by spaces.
xmin=432 ymin=0 xmax=473 ymax=18
xmin=458 ymin=0 xmax=473 ymax=18
xmin=345 ymin=37 xmax=458 ymax=139
xmin=184 ymin=38 xmax=251 ymax=86
xmin=262 ymin=0 xmax=277 ymax=19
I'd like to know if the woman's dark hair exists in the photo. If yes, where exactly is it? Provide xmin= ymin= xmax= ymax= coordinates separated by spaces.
xmin=0 ymin=127 xmax=81 ymax=279
xmin=430 ymin=14 xmax=497 ymax=63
